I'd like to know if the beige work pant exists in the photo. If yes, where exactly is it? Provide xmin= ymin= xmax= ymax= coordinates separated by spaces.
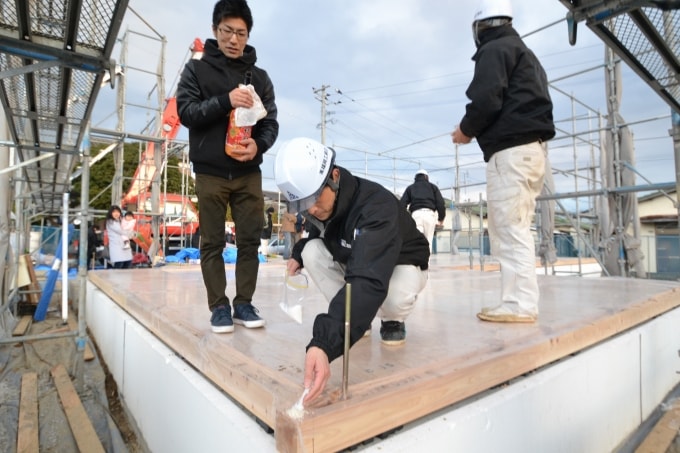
xmin=411 ymin=208 xmax=438 ymax=253
xmin=486 ymin=141 xmax=545 ymax=315
xmin=301 ymin=239 xmax=428 ymax=322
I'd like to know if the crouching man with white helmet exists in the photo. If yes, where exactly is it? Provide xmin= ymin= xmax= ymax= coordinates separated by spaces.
xmin=275 ymin=137 xmax=430 ymax=405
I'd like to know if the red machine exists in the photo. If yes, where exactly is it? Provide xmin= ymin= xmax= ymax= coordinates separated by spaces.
xmin=121 ymin=39 xmax=205 ymax=258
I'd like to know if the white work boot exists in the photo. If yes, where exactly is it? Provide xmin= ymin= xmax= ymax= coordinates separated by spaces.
xmin=477 ymin=303 xmax=537 ymax=323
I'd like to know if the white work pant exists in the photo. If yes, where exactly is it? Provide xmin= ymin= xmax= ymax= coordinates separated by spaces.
xmin=486 ymin=142 xmax=545 ymax=315
xmin=411 ymin=208 xmax=438 ymax=253
xmin=260 ymin=238 xmax=269 ymax=256
xmin=301 ymin=239 xmax=428 ymax=322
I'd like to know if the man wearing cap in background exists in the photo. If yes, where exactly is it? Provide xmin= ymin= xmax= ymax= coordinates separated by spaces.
xmin=400 ymin=169 xmax=446 ymax=253
xmin=451 ymin=0 xmax=555 ymax=323
xmin=275 ymin=137 xmax=430 ymax=405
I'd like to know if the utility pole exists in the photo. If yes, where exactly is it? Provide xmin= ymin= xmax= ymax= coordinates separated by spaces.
xmin=451 ymin=144 xmax=461 ymax=255
xmin=313 ymin=85 xmax=330 ymax=145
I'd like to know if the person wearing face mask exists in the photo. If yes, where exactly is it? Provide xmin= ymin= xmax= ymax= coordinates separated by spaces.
xmin=275 ymin=137 xmax=430 ymax=405
xmin=176 ymin=0 xmax=278 ymax=334
xmin=452 ymin=0 xmax=555 ymax=323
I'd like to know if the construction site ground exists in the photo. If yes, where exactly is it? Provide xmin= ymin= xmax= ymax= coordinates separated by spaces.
xmin=0 ymin=291 xmax=148 ymax=453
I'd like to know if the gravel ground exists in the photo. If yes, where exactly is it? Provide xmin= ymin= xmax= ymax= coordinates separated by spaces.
xmin=0 ymin=307 xmax=146 ymax=453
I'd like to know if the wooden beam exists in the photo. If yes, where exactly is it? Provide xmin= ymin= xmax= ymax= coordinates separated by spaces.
xmin=275 ymin=288 xmax=680 ymax=452
xmin=21 ymin=255 xmax=41 ymax=305
xmin=12 ymin=316 xmax=32 ymax=336
xmin=17 ymin=372 xmax=39 ymax=453
xmin=51 ymin=364 xmax=105 ymax=453
xmin=635 ymin=399 xmax=680 ymax=453
xmin=42 ymin=326 xmax=70 ymax=335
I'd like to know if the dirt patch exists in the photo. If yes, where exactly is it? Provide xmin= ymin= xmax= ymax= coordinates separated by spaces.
xmin=93 ymin=336 xmax=146 ymax=452
xmin=0 ymin=309 xmax=147 ymax=452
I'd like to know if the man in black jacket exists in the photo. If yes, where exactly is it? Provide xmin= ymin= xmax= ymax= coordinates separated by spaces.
xmin=452 ymin=0 xmax=555 ymax=323
xmin=260 ymin=206 xmax=274 ymax=257
xmin=87 ymin=223 xmax=104 ymax=270
xmin=400 ymin=169 xmax=446 ymax=253
xmin=275 ymin=138 xmax=430 ymax=405
xmin=176 ymin=0 xmax=278 ymax=333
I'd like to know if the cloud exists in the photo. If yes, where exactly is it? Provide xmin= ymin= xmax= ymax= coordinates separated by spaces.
xmin=92 ymin=0 xmax=679 ymax=205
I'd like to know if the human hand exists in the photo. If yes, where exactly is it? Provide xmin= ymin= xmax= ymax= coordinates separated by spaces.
xmin=228 ymin=85 xmax=254 ymax=109
xmin=287 ymin=258 xmax=302 ymax=276
xmin=302 ymin=346 xmax=331 ymax=404
xmin=451 ymin=126 xmax=472 ymax=144
xmin=227 ymin=138 xmax=257 ymax=162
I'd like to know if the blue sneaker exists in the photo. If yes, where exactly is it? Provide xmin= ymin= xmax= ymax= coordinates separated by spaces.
xmin=210 ymin=305 xmax=234 ymax=333
xmin=233 ymin=304 xmax=266 ymax=328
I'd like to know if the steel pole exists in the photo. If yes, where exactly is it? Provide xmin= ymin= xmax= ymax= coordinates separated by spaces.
xmin=342 ymin=283 xmax=351 ymax=400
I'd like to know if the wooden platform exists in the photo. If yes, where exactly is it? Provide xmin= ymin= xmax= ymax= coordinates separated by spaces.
xmin=87 ymin=255 xmax=680 ymax=452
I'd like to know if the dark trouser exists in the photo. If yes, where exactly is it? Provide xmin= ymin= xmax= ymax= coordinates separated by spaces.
xmin=113 ymin=261 xmax=131 ymax=269
xmin=195 ymin=172 xmax=264 ymax=312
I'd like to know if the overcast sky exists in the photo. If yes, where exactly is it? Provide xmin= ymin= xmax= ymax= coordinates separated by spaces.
xmin=91 ymin=1 xmax=677 ymax=207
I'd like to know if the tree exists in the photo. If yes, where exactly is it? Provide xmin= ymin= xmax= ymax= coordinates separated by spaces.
xmin=70 ymin=142 xmax=195 ymax=213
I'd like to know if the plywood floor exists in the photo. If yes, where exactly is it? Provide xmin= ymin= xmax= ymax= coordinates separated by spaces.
xmin=87 ymin=255 xmax=680 ymax=453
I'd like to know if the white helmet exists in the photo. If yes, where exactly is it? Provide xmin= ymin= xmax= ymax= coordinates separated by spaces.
xmin=474 ymin=0 xmax=513 ymax=23
xmin=275 ymin=137 xmax=336 ymax=212
xmin=416 ymin=169 xmax=428 ymax=176
xmin=473 ymin=0 xmax=513 ymax=45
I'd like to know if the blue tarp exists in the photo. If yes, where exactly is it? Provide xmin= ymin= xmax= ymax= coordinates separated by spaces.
xmin=166 ymin=247 xmax=266 ymax=264
xmin=32 ymin=225 xmax=79 ymax=255
xmin=220 ymin=247 xmax=267 ymax=263
xmin=34 ymin=265 xmax=78 ymax=279
xmin=174 ymin=247 xmax=201 ymax=261
xmin=223 ymin=247 xmax=237 ymax=263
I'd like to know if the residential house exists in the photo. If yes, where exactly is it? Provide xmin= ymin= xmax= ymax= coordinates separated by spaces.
xmin=637 ymin=189 xmax=678 ymax=278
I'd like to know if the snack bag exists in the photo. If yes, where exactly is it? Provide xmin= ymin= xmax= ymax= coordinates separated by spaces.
xmin=225 ymin=109 xmax=251 ymax=156
xmin=225 ymin=84 xmax=266 ymax=157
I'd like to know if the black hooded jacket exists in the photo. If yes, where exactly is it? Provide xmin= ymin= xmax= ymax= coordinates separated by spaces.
xmin=459 ymin=25 xmax=555 ymax=162
xmin=291 ymin=167 xmax=430 ymax=362
xmin=400 ymin=174 xmax=446 ymax=222
xmin=176 ymin=39 xmax=278 ymax=179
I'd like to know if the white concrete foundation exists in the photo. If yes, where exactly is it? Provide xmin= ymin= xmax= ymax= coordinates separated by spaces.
xmin=86 ymin=284 xmax=276 ymax=452
xmin=86 ymin=281 xmax=680 ymax=452
xmin=368 ymin=308 xmax=680 ymax=452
